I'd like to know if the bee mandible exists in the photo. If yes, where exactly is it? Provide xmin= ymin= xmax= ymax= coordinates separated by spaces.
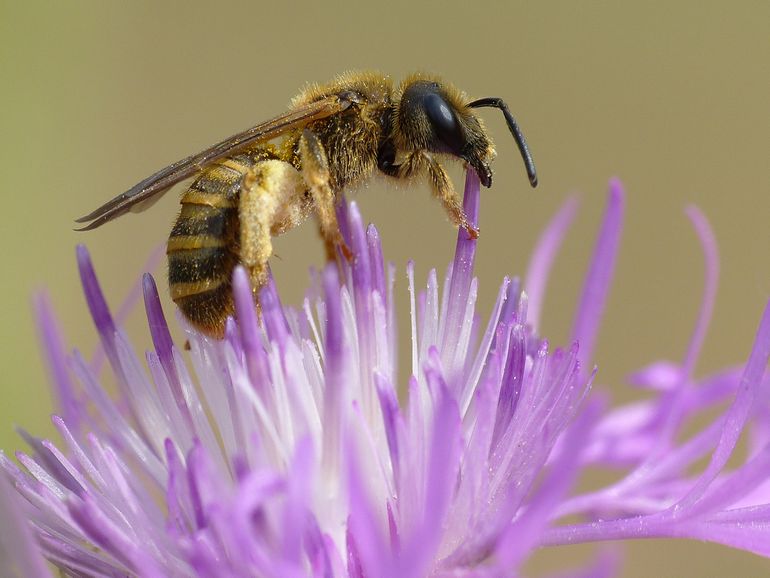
xmin=76 ymin=71 xmax=538 ymax=337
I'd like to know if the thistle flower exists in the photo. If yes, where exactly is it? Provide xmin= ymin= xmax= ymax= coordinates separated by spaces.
xmin=2 ymin=171 xmax=770 ymax=577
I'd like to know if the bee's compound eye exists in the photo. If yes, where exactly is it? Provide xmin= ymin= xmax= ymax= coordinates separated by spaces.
xmin=423 ymin=93 xmax=465 ymax=154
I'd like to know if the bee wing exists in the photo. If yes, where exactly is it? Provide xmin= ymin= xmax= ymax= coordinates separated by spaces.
xmin=75 ymin=94 xmax=352 ymax=230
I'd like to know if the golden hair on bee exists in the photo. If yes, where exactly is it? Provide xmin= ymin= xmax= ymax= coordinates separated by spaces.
xmin=76 ymin=71 xmax=537 ymax=337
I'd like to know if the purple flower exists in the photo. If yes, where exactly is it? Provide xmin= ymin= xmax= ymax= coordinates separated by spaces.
xmin=2 ymin=171 xmax=770 ymax=577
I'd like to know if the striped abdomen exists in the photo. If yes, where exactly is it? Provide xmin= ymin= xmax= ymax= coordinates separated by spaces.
xmin=167 ymin=152 xmax=271 ymax=336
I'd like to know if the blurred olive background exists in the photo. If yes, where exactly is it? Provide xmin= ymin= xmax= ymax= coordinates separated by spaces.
xmin=2 ymin=1 xmax=770 ymax=576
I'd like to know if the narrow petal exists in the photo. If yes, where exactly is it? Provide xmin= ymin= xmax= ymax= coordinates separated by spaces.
xmin=525 ymin=195 xmax=580 ymax=331
xmin=69 ymin=494 xmax=165 ymax=577
xmin=681 ymin=205 xmax=719 ymax=378
xmin=440 ymin=170 xmax=481 ymax=368
xmin=142 ymin=273 xmax=175 ymax=375
xmin=260 ymin=274 xmax=290 ymax=349
xmin=0 ymin=472 xmax=53 ymax=578
xmin=570 ymin=179 xmax=624 ymax=370
xmin=76 ymin=245 xmax=116 ymax=346
xmin=232 ymin=265 xmax=271 ymax=392
xmin=33 ymin=293 xmax=81 ymax=429
xmin=673 ymin=299 xmax=770 ymax=514
xmin=367 ymin=224 xmax=386 ymax=303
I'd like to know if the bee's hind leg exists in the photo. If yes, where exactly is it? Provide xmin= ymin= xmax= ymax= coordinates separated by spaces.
xmin=239 ymin=160 xmax=305 ymax=294
xmin=298 ymin=129 xmax=353 ymax=262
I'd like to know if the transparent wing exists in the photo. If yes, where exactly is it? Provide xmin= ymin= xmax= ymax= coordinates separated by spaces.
xmin=75 ymin=94 xmax=351 ymax=230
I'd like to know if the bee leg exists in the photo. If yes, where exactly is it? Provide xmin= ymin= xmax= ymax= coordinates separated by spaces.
xmin=424 ymin=155 xmax=479 ymax=239
xmin=422 ymin=153 xmax=479 ymax=239
xmin=321 ymin=232 xmax=338 ymax=262
xmin=298 ymin=129 xmax=354 ymax=262
xmin=239 ymin=160 xmax=305 ymax=293
xmin=391 ymin=152 xmax=479 ymax=239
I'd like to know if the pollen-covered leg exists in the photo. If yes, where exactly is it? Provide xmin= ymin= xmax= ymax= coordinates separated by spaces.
xmin=239 ymin=160 xmax=305 ymax=292
xmin=299 ymin=129 xmax=353 ymax=261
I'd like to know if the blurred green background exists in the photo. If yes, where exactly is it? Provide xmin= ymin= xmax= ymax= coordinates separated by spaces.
xmin=2 ymin=1 xmax=769 ymax=576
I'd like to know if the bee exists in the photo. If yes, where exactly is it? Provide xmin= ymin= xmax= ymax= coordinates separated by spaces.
xmin=76 ymin=71 xmax=538 ymax=337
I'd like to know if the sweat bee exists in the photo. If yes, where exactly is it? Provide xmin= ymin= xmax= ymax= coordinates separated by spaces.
xmin=77 ymin=71 xmax=538 ymax=337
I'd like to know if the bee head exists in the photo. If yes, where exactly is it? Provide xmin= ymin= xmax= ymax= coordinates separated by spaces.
xmin=390 ymin=78 xmax=537 ymax=189
xmin=393 ymin=80 xmax=493 ymax=186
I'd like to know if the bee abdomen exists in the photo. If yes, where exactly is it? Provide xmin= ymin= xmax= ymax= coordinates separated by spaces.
xmin=168 ymin=201 xmax=240 ymax=336
xmin=167 ymin=150 xmax=278 ymax=336
xmin=186 ymin=161 xmax=248 ymax=202
xmin=173 ymin=282 xmax=236 ymax=337
xmin=169 ymin=204 xmax=234 ymax=240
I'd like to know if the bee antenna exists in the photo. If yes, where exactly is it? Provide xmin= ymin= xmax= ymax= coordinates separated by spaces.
xmin=467 ymin=97 xmax=538 ymax=188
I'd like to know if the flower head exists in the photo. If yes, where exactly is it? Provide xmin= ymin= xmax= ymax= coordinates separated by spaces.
xmin=3 ymin=172 xmax=770 ymax=577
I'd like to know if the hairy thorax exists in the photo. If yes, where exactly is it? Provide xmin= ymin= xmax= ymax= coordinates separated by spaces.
xmin=286 ymin=71 xmax=394 ymax=192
